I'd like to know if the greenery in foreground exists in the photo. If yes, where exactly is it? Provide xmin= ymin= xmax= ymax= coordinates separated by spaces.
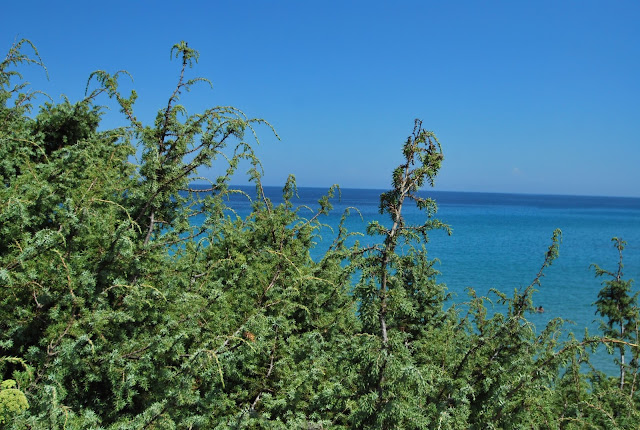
xmin=1 ymin=39 xmax=639 ymax=429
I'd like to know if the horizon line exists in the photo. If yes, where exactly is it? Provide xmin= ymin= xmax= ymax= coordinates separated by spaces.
xmin=188 ymin=182 xmax=640 ymax=200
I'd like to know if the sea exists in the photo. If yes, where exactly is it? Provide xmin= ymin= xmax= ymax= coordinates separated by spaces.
xmin=206 ymin=185 xmax=640 ymax=375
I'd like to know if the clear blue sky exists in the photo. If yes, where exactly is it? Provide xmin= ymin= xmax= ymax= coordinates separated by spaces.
xmin=5 ymin=1 xmax=640 ymax=196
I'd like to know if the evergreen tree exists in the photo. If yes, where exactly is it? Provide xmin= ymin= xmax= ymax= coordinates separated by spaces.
xmin=593 ymin=237 xmax=639 ymax=390
xmin=347 ymin=119 xmax=453 ymax=428
xmin=1 ymin=39 xmax=357 ymax=428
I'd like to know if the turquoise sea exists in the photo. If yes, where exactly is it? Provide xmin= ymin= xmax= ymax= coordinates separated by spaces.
xmin=216 ymin=186 xmax=640 ymax=374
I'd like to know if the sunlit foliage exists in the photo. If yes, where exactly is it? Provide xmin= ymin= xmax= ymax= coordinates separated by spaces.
xmin=1 ymin=39 xmax=638 ymax=429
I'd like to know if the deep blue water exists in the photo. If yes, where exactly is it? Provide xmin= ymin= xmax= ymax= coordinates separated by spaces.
xmin=204 ymin=186 xmax=640 ymax=374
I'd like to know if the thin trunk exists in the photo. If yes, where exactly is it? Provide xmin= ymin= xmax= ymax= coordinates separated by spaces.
xmin=143 ymin=210 xmax=155 ymax=246
xmin=630 ymin=320 xmax=638 ymax=399
xmin=378 ymin=164 xmax=409 ymax=344
xmin=620 ymin=320 xmax=625 ymax=390
xmin=379 ymin=256 xmax=389 ymax=344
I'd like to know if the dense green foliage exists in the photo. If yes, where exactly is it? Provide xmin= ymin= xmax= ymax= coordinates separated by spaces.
xmin=1 ymin=39 xmax=639 ymax=428
xmin=0 ymin=379 xmax=28 ymax=425
xmin=592 ymin=238 xmax=639 ymax=392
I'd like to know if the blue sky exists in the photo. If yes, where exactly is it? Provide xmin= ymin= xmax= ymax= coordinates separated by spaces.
xmin=5 ymin=1 xmax=640 ymax=196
